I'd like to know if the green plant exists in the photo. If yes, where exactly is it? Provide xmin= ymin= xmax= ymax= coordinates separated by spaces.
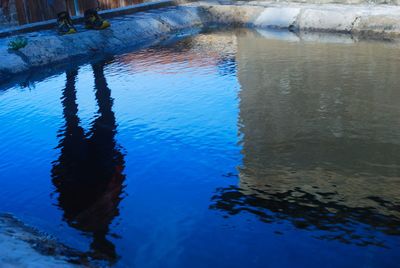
xmin=8 ymin=37 xmax=28 ymax=51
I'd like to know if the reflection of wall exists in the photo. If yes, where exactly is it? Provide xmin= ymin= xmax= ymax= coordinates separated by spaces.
xmin=236 ymin=30 xmax=400 ymax=214
xmin=209 ymin=30 xmax=400 ymax=246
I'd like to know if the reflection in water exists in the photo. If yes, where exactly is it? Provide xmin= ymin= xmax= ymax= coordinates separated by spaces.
xmin=117 ymin=32 xmax=238 ymax=76
xmin=210 ymin=31 xmax=400 ymax=247
xmin=51 ymin=61 xmax=125 ymax=263
xmin=211 ymin=185 xmax=400 ymax=247
xmin=2 ymin=28 xmax=400 ymax=267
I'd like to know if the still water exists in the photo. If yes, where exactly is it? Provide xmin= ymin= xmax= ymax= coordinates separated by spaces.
xmin=0 ymin=29 xmax=400 ymax=267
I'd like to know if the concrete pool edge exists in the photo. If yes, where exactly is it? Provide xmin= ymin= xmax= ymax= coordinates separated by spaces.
xmin=0 ymin=213 xmax=91 ymax=267
xmin=0 ymin=0 xmax=186 ymax=38
xmin=1 ymin=2 xmax=400 ymax=81
xmin=0 ymin=5 xmax=205 ymax=81
xmin=197 ymin=2 xmax=400 ymax=39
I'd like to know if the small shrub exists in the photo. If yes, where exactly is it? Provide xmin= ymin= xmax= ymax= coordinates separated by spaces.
xmin=8 ymin=37 xmax=28 ymax=51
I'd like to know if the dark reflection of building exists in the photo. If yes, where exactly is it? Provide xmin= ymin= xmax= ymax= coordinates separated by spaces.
xmin=51 ymin=61 xmax=125 ymax=263
xmin=210 ymin=31 xmax=400 ymax=247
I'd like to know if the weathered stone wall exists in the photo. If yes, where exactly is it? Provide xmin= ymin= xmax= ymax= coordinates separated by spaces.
xmin=199 ymin=3 xmax=400 ymax=38
xmin=228 ymin=0 xmax=400 ymax=5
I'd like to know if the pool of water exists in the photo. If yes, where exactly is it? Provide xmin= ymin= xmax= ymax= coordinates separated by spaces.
xmin=0 ymin=28 xmax=400 ymax=267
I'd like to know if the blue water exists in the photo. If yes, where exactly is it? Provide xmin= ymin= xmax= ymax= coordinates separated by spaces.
xmin=0 ymin=29 xmax=399 ymax=267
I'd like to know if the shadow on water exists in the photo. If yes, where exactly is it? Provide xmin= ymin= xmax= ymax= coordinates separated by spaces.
xmin=51 ymin=61 xmax=125 ymax=264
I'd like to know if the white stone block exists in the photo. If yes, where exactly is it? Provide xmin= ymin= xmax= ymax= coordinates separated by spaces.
xmin=254 ymin=8 xmax=301 ymax=28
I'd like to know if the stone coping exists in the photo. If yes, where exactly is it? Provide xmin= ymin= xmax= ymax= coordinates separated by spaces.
xmin=0 ymin=5 xmax=204 ymax=82
xmin=195 ymin=2 xmax=400 ymax=38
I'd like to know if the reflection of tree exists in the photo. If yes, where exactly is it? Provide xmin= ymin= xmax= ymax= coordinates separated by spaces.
xmin=51 ymin=62 xmax=125 ymax=263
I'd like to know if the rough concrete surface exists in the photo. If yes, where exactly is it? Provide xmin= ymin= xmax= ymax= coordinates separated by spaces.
xmin=198 ymin=2 xmax=400 ymax=36
xmin=0 ymin=214 xmax=91 ymax=268
xmin=254 ymin=7 xmax=300 ymax=28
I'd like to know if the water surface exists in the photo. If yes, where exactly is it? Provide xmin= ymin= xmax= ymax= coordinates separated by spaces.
xmin=0 ymin=29 xmax=399 ymax=267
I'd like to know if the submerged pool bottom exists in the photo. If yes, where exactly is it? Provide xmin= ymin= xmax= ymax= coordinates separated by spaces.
xmin=0 ymin=28 xmax=399 ymax=267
